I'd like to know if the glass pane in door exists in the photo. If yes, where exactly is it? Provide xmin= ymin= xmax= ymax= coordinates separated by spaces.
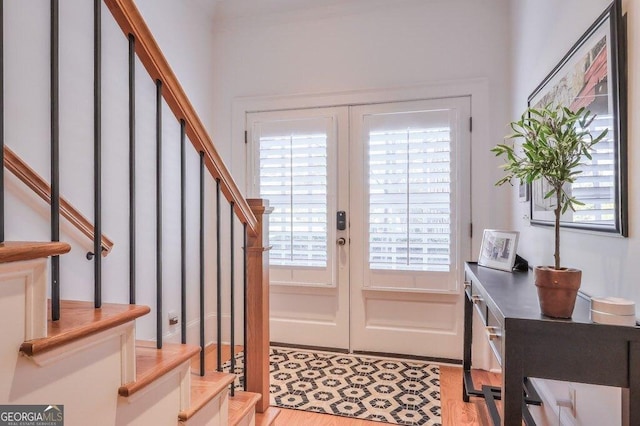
xmin=357 ymin=104 xmax=465 ymax=292
xmin=251 ymin=115 xmax=337 ymax=287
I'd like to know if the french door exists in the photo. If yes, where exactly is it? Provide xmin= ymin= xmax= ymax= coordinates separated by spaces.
xmin=247 ymin=97 xmax=471 ymax=358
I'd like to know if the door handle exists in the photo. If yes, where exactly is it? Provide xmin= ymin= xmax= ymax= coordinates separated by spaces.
xmin=337 ymin=237 xmax=346 ymax=246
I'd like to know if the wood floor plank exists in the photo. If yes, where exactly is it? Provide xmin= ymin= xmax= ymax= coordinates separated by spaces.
xmin=274 ymin=366 xmax=502 ymax=426
xmin=200 ymin=344 xmax=504 ymax=426
xmin=191 ymin=343 xmax=244 ymax=372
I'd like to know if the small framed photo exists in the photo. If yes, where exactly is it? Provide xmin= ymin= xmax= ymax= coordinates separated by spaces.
xmin=478 ymin=229 xmax=519 ymax=272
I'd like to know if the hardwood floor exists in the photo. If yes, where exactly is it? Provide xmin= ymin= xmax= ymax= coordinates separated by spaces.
xmin=273 ymin=366 xmax=501 ymax=426
xmin=195 ymin=345 xmax=501 ymax=426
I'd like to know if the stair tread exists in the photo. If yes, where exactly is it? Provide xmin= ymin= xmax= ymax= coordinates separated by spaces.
xmin=20 ymin=300 xmax=150 ymax=356
xmin=229 ymin=391 xmax=261 ymax=426
xmin=255 ymin=407 xmax=281 ymax=426
xmin=0 ymin=241 xmax=70 ymax=264
xmin=178 ymin=371 xmax=236 ymax=421
xmin=119 ymin=341 xmax=200 ymax=397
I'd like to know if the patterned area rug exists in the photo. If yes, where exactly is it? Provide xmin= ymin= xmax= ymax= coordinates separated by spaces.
xmin=223 ymin=347 xmax=442 ymax=426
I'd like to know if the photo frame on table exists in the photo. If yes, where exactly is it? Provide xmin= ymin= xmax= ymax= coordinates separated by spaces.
xmin=478 ymin=229 xmax=519 ymax=272
xmin=528 ymin=0 xmax=627 ymax=236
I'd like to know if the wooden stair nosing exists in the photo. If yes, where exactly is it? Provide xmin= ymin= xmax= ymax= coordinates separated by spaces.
xmin=119 ymin=341 xmax=200 ymax=397
xmin=255 ymin=407 xmax=281 ymax=426
xmin=20 ymin=300 xmax=150 ymax=356
xmin=0 ymin=241 xmax=71 ymax=264
xmin=178 ymin=371 xmax=236 ymax=421
xmin=229 ymin=391 xmax=261 ymax=426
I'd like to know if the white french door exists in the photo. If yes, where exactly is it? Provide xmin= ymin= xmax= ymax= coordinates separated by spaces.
xmin=247 ymin=97 xmax=470 ymax=358
xmin=247 ymin=107 xmax=350 ymax=349
xmin=349 ymin=98 xmax=471 ymax=358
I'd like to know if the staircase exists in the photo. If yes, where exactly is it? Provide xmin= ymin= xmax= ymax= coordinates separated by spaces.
xmin=1 ymin=242 xmax=276 ymax=425
xmin=0 ymin=1 xmax=278 ymax=425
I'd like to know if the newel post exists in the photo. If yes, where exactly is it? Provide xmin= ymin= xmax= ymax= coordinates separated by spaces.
xmin=245 ymin=198 xmax=271 ymax=413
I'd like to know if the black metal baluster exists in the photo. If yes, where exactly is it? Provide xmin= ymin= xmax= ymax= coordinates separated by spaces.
xmin=128 ymin=34 xmax=136 ymax=304
xmin=50 ymin=0 xmax=60 ymax=321
xmin=216 ymin=179 xmax=222 ymax=372
xmin=0 ymin=0 xmax=4 ymax=244
xmin=199 ymin=151 xmax=205 ymax=376
xmin=181 ymin=120 xmax=186 ymax=344
xmin=156 ymin=80 xmax=163 ymax=349
xmin=229 ymin=202 xmax=235 ymax=396
xmin=93 ymin=0 xmax=102 ymax=308
xmin=243 ymin=222 xmax=248 ymax=391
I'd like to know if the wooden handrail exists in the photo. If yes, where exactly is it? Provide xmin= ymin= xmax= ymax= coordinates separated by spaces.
xmin=4 ymin=146 xmax=114 ymax=256
xmin=0 ymin=241 xmax=71 ymax=264
xmin=103 ymin=0 xmax=258 ymax=236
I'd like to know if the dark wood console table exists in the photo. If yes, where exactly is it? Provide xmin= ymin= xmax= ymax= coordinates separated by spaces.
xmin=463 ymin=262 xmax=640 ymax=426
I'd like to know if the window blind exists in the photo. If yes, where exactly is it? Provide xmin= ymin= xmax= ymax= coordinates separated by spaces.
xmin=368 ymin=127 xmax=451 ymax=272
xmin=259 ymin=133 xmax=328 ymax=267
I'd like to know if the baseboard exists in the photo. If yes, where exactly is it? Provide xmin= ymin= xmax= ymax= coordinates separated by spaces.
xmin=163 ymin=313 xmax=233 ymax=347
xmin=270 ymin=342 xmax=349 ymax=354
xmin=353 ymin=350 xmax=461 ymax=365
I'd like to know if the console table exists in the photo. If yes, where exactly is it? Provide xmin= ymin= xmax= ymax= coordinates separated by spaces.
xmin=463 ymin=262 xmax=640 ymax=426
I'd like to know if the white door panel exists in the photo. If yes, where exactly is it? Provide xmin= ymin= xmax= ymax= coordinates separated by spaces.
xmin=349 ymin=98 xmax=471 ymax=358
xmin=247 ymin=107 xmax=350 ymax=349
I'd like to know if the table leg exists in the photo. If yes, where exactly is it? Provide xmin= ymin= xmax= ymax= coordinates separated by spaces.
xmin=463 ymin=289 xmax=473 ymax=402
xmin=502 ymin=324 xmax=524 ymax=426
xmin=628 ymin=341 xmax=640 ymax=426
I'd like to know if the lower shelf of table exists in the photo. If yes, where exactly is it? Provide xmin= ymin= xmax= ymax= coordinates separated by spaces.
xmin=463 ymin=369 xmax=542 ymax=426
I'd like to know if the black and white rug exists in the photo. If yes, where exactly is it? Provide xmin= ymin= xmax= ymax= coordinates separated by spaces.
xmin=223 ymin=347 xmax=442 ymax=426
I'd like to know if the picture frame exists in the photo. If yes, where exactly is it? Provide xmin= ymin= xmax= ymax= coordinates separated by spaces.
xmin=528 ymin=0 xmax=627 ymax=236
xmin=478 ymin=229 xmax=519 ymax=272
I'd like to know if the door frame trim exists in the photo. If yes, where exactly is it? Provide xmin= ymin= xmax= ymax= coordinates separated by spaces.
xmin=233 ymin=80 xmax=487 ymax=355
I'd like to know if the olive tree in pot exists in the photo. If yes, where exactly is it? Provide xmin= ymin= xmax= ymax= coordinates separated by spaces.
xmin=492 ymin=105 xmax=607 ymax=318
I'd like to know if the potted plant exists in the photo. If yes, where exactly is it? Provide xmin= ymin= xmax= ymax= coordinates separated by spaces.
xmin=491 ymin=105 xmax=607 ymax=318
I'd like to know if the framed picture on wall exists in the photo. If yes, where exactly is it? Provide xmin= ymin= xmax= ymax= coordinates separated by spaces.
xmin=528 ymin=0 xmax=627 ymax=236
xmin=478 ymin=229 xmax=519 ymax=272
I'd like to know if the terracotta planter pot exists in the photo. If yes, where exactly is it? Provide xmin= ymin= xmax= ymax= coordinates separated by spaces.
xmin=534 ymin=266 xmax=582 ymax=318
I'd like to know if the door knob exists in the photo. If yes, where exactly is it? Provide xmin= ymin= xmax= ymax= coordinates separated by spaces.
xmin=337 ymin=237 xmax=346 ymax=246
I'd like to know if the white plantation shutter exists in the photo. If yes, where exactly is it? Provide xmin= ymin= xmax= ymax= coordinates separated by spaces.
xmin=368 ymin=127 xmax=451 ymax=272
xmin=355 ymin=100 xmax=468 ymax=293
xmin=250 ymin=114 xmax=337 ymax=288
xmin=259 ymin=133 xmax=328 ymax=267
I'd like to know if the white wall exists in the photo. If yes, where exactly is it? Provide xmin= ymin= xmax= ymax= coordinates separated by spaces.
xmin=509 ymin=0 xmax=639 ymax=424
xmin=4 ymin=0 xmax=222 ymax=344
xmin=210 ymin=0 xmax=512 ymax=257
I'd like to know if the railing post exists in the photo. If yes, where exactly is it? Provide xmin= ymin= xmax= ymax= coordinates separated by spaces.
xmin=245 ymin=198 xmax=271 ymax=413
